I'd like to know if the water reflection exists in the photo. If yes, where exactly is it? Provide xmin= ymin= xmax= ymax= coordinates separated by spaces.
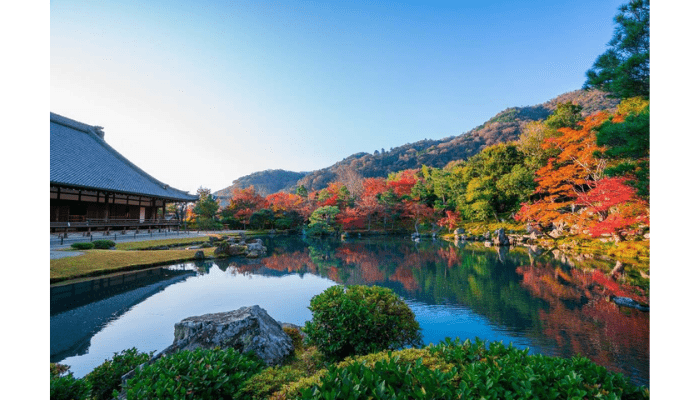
xmin=50 ymin=236 xmax=648 ymax=386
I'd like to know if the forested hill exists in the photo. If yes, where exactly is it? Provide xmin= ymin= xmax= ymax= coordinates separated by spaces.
xmin=214 ymin=170 xmax=308 ymax=205
xmin=215 ymin=89 xmax=618 ymax=195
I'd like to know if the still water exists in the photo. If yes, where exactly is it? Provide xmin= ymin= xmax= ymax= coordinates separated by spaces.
xmin=50 ymin=236 xmax=649 ymax=386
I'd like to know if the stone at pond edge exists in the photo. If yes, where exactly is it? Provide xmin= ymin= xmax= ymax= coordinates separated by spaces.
xmin=163 ymin=305 xmax=293 ymax=365
xmin=194 ymin=250 xmax=205 ymax=259
xmin=119 ymin=306 xmax=294 ymax=398
xmin=493 ymin=228 xmax=510 ymax=246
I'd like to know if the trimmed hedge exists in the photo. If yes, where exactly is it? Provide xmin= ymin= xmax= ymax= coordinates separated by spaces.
xmin=92 ymin=239 xmax=116 ymax=249
xmin=70 ymin=242 xmax=95 ymax=250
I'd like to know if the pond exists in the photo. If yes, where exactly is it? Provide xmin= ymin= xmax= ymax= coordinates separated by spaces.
xmin=50 ymin=235 xmax=649 ymax=386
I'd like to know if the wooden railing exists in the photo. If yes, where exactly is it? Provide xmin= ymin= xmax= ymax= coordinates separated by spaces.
xmin=50 ymin=218 xmax=182 ymax=233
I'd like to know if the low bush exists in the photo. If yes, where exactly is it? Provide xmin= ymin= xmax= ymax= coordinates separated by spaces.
xmin=288 ymin=338 xmax=648 ymax=400
xmin=239 ymin=366 xmax=305 ymax=400
xmin=70 ymin=242 xmax=94 ymax=250
xmin=84 ymin=348 xmax=153 ymax=400
xmin=122 ymin=348 xmax=265 ymax=399
xmin=92 ymin=239 xmax=116 ymax=249
xmin=303 ymin=285 xmax=422 ymax=362
xmin=300 ymin=355 xmax=457 ymax=399
xmin=50 ymin=364 xmax=90 ymax=400
xmin=431 ymin=338 xmax=649 ymax=399
xmin=273 ymin=348 xmax=452 ymax=399
xmin=283 ymin=326 xmax=304 ymax=352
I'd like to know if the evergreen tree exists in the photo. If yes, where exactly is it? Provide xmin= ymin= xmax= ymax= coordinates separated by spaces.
xmin=584 ymin=0 xmax=649 ymax=99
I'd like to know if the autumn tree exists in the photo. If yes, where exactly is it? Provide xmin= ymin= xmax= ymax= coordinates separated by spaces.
xmin=401 ymin=200 xmax=436 ymax=234
xmin=387 ymin=169 xmax=418 ymax=198
xmin=437 ymin=210 xmax=461 ymax=231
xmin=584 ymin=0 xmax=649 ymax=99
xmin=518 ymin=102 xmax=584 ymax=171
xmin=516 ymin=113 xmax=610 ymax=233
xmin=575 ymin=177 xmax=648 ymax=241
xmin=355 ymin=178 xmax=389 ymax=231
xmin=221 ymin=186 xmax=267 ymax=229
xmin=266 ymin=192 xmax=307 ymax=230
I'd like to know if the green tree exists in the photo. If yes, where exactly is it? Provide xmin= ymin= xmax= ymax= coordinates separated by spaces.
xmin=544 ymin=102 xmax=583 ymax=130
xmin=250 ymin=208 xmax=275 ymax=229
xmin=307 ymin=205 xmax=341 ymax=235
xmin=193 ymin=187 xmax=221 ymax=230
xmin=596 ymin=98 xmax=650 ymax=198
xmin=584 ymin=0 xmax=649 ymax=99
xmin=450 ymin=144 xmax=534 ymax=222
xmin=518 ymin=121 xmax=558 ymax=171
xmin=295 ymin=185 xmax=308 ymax=198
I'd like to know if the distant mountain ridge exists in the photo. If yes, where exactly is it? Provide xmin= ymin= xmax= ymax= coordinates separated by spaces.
xmin=214 ymin=170 xmax=307 ymax=206
xmin=214 ymin=89 xmax=618 ymax=197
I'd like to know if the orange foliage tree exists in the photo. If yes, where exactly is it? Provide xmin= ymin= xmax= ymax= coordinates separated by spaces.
xmin=576 ymin=177 xmax=648 ymax=239
xmin=222 ymin=186 xmax=268 ymax=229
xmin=516 ymin=112 xmax=609 ymax=233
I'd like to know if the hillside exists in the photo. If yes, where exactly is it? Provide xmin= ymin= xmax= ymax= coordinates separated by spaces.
xmin=215 ymin=89 xmax=618 ymax=196
xmin=214 ymin=169 xmax=307 ymax=206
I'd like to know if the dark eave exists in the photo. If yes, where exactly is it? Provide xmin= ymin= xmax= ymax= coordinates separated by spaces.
xmin=50 ymin=112 xmax=198 ymax=202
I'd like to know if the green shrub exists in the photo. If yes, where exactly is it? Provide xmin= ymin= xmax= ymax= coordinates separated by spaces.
xmin=292 ymin=338 xmax=648 ymax=400
xmin=300 ymin=356 xmax=457 ymax=399
xmin=122 ymin=348 xmax=265 ymax=400
xmin=283 ymin=326 xmax=304 ymax=352
xmin=70 ymin=242 xmax=95 ymax=250
xmin=239 ymin=366 xmax=305 ymax=400
xmin=50 ymin=364 xmax=90 ymax=400
xmin=92 ymin=239 xmax=116 ymax=249
xmin=84 ymin=348 xmax=152 ymax=400
xmin=50 ymin=363 xmax=70 ymax=377
xmin=431 ymin=338 xmax=648 ymax=399
xmin=303 ymin=285 xmax=422 ymax=362
xmin=273 ymin=348 xmax=453 ymax=399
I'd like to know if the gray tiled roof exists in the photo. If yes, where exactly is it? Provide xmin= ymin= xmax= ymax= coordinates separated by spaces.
xmin=50 ymin=112 xmax=198 ymax=201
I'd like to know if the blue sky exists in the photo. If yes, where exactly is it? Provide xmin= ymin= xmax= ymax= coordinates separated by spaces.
xmin=51 ymin=0 xmax=626 ymax=194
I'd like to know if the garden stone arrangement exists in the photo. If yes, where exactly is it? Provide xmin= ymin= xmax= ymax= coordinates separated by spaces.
xmin=161 ymin=305 xmax=292 ymax=365
xmin=118 ymin=305 xmax=292 ymax=396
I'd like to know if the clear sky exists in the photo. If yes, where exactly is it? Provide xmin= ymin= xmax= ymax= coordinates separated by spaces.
xmin=51 ymin=0 xmax=626 ymax=194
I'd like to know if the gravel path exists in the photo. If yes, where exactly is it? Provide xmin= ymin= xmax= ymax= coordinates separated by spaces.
xmin=50 ymin=251 xmax=84 ymax=260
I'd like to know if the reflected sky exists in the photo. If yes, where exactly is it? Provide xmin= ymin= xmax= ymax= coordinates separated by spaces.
xmin=51 ymin=236 xmax=648 ymax=386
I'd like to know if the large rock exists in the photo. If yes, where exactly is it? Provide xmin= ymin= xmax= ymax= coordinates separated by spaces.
xmin=119 ymin=306 xmax=294 ymax=397
xmin=245 ymin=239 xmax=267 ymax=258
xmin=159 ymin=305 xmax=293 ymax=365
xmin=492 ymin=228 xmax=510 ymax=246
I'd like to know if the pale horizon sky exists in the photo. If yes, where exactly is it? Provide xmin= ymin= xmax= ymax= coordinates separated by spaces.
xmin=51 ymin=0 xmax=626 ymax=195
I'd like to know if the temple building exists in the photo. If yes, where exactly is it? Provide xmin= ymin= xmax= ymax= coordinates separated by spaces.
xmin=50 ymin=112 xmax=198 ymax=235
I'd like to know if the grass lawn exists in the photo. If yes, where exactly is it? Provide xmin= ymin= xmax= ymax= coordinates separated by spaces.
xmin=113 ymin=237 xmax=211 ymax=250
xmin=50 ymin=248 xmax=217 ymax=283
